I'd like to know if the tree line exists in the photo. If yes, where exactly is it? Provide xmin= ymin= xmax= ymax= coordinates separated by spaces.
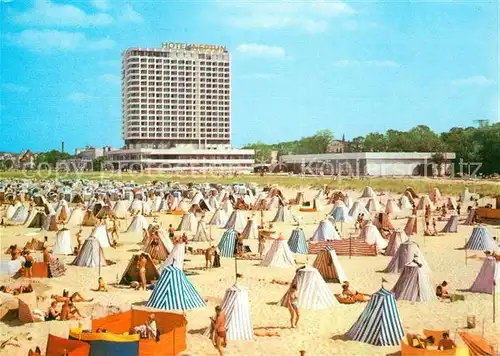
xmin=243 ymin=123 xmax=500 ymax=175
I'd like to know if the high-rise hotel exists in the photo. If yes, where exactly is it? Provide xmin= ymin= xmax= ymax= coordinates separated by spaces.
xmin=105 ymin=42 xmax=254 ymax=172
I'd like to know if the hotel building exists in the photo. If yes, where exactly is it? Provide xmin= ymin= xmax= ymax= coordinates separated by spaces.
xmin=105 ymin=42 xmax=254 ymax=172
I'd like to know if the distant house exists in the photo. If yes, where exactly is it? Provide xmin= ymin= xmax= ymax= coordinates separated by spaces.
xmin=327 ymin=135 xmax=347 ymax=153
xmin=18 ymin=150 xmax=36 ymax=169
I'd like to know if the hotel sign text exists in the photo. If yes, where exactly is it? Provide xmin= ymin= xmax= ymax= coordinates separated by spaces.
xmin=161 ymin=42 xmax=226 ymax=52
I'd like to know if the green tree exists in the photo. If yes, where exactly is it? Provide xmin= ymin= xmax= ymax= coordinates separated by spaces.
xmin=92 ymin=156 xmax=105 ymax=171
xmin=35 ymin=150 xmax=72 ymax=168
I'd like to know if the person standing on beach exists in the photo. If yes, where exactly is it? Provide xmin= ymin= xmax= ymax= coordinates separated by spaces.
xmin=287 ymin=284 xmax=300 ymax=328
xmin=211 ymin=306 xmax=227 ymax=356
xmin=137 ymin=254 xmax=147 ymax=290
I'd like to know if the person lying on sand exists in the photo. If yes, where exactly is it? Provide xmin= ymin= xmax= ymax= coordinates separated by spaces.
xmin=52 ymin=289 xmax=93 ymax=303
xmin=0 ymin=284 xmax=33 ymax=295
xmin=341 ymin=282 xmax=370 ymax=302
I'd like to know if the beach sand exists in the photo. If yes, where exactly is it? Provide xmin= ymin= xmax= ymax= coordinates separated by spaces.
xmin=0 ymin=187 xmax=499 ymax=356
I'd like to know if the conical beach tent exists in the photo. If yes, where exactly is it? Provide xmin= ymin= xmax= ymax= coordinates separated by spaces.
xmin=224 ymin=210 xmax=246 ymax=231
xmin=10 ymin=206 xmax=29 ymax=223
xmin=162 ymin=243 xmax=186 ymax=270
xmin=126 ymin=214 xmax=149 ymax=233
xmin=385 ymin=230 xmax=409 ymax=256
xmin=468 ymin=256 xmax=500 ymax=294
xmin=287 ymin=228 xmax=308 ymax=254
xmin=311 ymin=219 xmax=340 ymax=241
xmin=260 ymin=239 xmax=296 ymax=268
xmin=113 ymin=200 xmax=129 ymax=218
xmin=218 ymin=229 xmax=237 ymax=258
xmin=66 ymin=208 xmax=84 ymax=227
xmin=441 ymin=215 xmax=458 ymax=233
xmin=365 ymin=198 xmax=381 ymax=213
xmin=383 ymin=240 xmax=429 ymax=273
xmin=143 ymin=235 xmax=169 ymax=261
xmin=119 ymin=253 xmax=159 ymax=285
xmin=361 ymin=186 xmax=376 ymax=198
xmin=193 ymin=219 xmax=209 ymax=242
xmin=385 ymin=199 xmax=401 ymax=214
xmin=391 ymin=262 xmax=437 ymax=302
xmin=209 ymin=208 xmax=228 ymax=227
xmin=43 ymin=214 xmax=58 ymax=232
xmin=313 ymin=247 xmax=347 ymax=283
xmin=26 ymin=211 xmax=46 ymax=228
xmin=279 ymin=267 xmax=338 ymax=309
xmin=240 ymin=219 xmax=258 ymax=239
xmin=176 ymin=212 xmax=198 ymax=233
xmin=359 ymin=222 xmax=388 ymax=250
xmin=90 ymin=224 xmax=112 ymax=248
xmin=71 ymin=237 xmax=107 ymax=267
xmin=404 ymin=216 xmax=418 ymax=236
xmin=146 ymin=264 xmax=206 ymax=310
xmin=81 ymin=210 xmax=98 ymax=227
xmin=52 ymin=228 xmax=73 ymax=255
xmin=416 ymin=195 xmax=434 ymax=211
xmin=399 ymin=195 xmax=413 ymax=210
xmin=464 ymin=225 xmax=497 ymax=251
xmin=329 ymin=201 xmax=351 ymax=222
xmin=272 ymin=205 xmax=291 ymax=223
xmin=346 ymin=288 xmax=404 ymax=346
xmin=463 ymin=208 xmax=477 ymax=225
xmin=209 ymin=284 xmax=254 ymax=341
xmin=348 ymin=201 xmax=371 ymax=220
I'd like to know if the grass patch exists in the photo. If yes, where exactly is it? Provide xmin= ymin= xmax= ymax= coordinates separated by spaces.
xmin=0 ymin=171 xmax=499 ymax=196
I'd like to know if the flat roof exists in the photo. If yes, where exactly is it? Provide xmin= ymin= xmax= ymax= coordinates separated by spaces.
xmin=281 ymin=152 xmax=456 ymax=162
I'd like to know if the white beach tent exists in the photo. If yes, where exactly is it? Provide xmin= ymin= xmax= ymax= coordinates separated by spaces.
xmin=260 ymin=239 xmax=296 ymax=268
xmin=385 ymin=199 xmax=401 ymax=214
xmin=161 ymin=243 xmax=186 ymax=270
xmin=359 ymin=221 xmax=388 ymax=251
xmin=113 ymin=200 xmax=130 ymax=218
xmin=272 ymin=205 xmax=291 ymax=223
xmin=90 ymin=224 xmax=112 ymax=248
xmin=52 ymin=228 xmax=73 ymax=255
xmin=224 ymin=210 xmax=246 ymax=231
xmin=66 ymin=208 xmax=84 ymax=228
xmin=365 ymin=198 xmax=381 ymax=213
xmin=176 ymin=212 xmax=198 ymax=234
xmin=193 ymin=218 xmax=210 ymax=242
xmin=71 ymin=236 xmax=107 ymax=267
xmin=348 ymin=201 xmax=371 ymax=220
xmin=280 ymin=266 xmax=338 ymax=309
xmin=311 ymin=219 xmax=340 ymax=242
xmin=361 ymin=186 xmax=376 ymax=198
xmin=126 ymin=214 xmax=149 ymax=233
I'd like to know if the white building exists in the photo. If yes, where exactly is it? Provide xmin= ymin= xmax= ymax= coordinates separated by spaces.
xmin=280 ymin=152 xmax=456 ymax=177
xmin=107 ymin=42 xmax=254 ymax=172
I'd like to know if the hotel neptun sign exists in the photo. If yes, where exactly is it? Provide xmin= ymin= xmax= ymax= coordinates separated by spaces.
xmin=161 ymin=42 xmax=227 ymax=52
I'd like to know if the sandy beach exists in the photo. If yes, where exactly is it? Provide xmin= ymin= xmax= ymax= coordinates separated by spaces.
xmin=0 ymin=186 xmax=499 ymax=356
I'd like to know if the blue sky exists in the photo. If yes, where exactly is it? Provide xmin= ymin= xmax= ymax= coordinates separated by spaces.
xmin=1 ymin=0 xmax=498 ymax=153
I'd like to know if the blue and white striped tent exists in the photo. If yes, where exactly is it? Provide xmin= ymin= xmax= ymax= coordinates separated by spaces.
xmin=288 ymin=228 xmax=308 ymax=254
xmin=146 ymin=264 xmax=206 ymax=311
xmin=346 ymin=288 xmax=404 ymax=346
xmin=465 ymin=225 xmax=497 ymax=251
xmin=218 ymin=228 xmax=238 ymax=257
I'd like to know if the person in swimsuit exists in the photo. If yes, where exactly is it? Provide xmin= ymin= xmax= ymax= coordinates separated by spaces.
xmin=168 ymin=224 xmax=175 ymax=239
xmin=75 ymin=229 xmax=83 ymax=252
xmin=24 ymin=250 xmax=34 ymax=278
xmin=287 ymin=284 xmax=300 ymax=328
xmin=212 ymin=306 xmax=226 ymax=356
xmin=46 ymin=301 xmax=59 ymax=321
xmin=137 ymin=254 xmax=147 ymax=290
xmin=438 ymin=332 xmax=456 ymax=350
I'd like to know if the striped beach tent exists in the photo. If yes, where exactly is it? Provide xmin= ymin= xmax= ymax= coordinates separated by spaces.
xmin=391 ymin=262 xmax=437 ymax=302
xmin=311 ymin=219 xmax=340 ymax=241
xmin=383 ymin=240 xmax=430 ymax=273
xmin=71 ymin=237 xmax=107 ymax=267
xmin=143 ymin=235 xmax=169 ymax=261
xmin=224 ymin=210 xmax=246 ymax=231
xmin=146 ymin=264 xmax=206 ymax=311
xmin=404 ymin=216 xmax=418 ymax=236
xmin=52 ymin=228 xmax=73 ymax=255
xmin=279 ymin=267 xmax=338 ymax=309
xmin=218 ymin=229 xmax=237 ymax=258
xmin=287 ymin=228 xmax=308 ymax=254
xmin=346 ymin=288 xmax=404 ymax=346
xmin=208 ymin=284 xmax=254 ymax=341
xmin=261 ymin=239 xmax=296 ymax=268
xmin=441 ymin=214 xmax=459 ymax=233
xmin=468 ymin=256 xmax=500 ymax=294
xmin=385 ymin=230 xmax=409 ymax=257
xmin=126 ymin=214 xmax=149 ymax=233
xmin=465 ymin=225 xmax=497 ymax=251
xmin=240 ymin=218 xmax=259 ymax=239
xmin=272 ymin=205 xmax=291 ymax=223
xmin=162 ymin=243 xmax=186 ymax=270
xmin=209 ymin=208 xmax=228 ymax=227
xmin=313 ymin=247 xmax=347 ymax=283
xmin=176 ymin=212 xmax=198 ymax=234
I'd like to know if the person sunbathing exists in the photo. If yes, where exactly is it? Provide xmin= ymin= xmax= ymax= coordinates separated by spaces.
xmin=341 ymin=282 xmax=369 ymax=302
xmin=46 ymin=301 xmax=60 ymax=321
xmin=438 ymin=332 xmax=456 ymax=350
xmin=52 ymin=289 xmax=93 ymax=303
xmin=60 ymin=299 xmax=83 ymax=320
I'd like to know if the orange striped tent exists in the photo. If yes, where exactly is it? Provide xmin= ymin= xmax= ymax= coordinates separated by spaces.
xmin=308 ymin=240 xmax=378 ymax=256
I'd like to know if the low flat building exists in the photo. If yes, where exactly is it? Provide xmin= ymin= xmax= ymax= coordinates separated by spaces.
xmin=280 ymin=152 xmax=456 ymax=177
xmin=104 ymin=146 xmax=254 ymax=172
